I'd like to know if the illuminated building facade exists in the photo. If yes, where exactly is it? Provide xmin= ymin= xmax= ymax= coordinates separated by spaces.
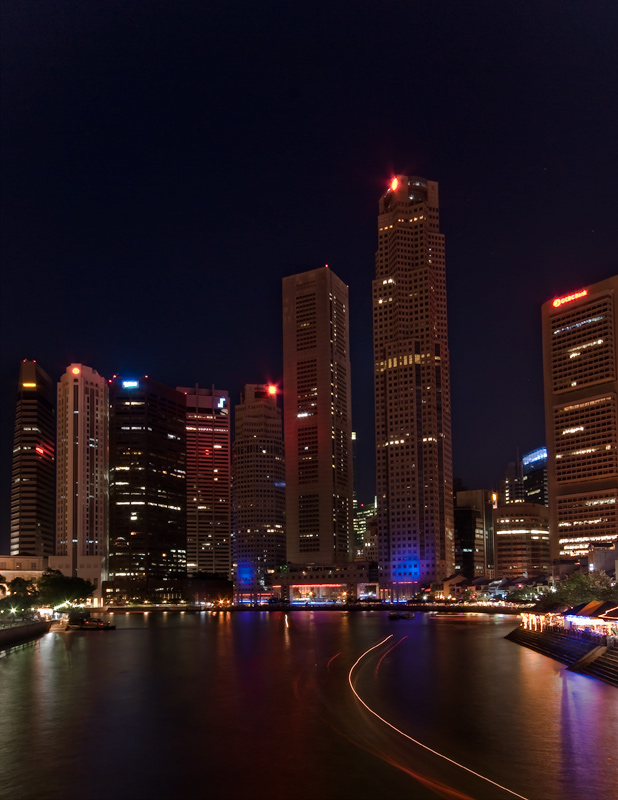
xmin=53 ymin=364 xmax=108 ymax=597
xmin=542 ymin=276 xmax=618 ymax=559
xmin=373 ymin=176 xmax=454 ymax=596
xmin=522 ymin=447 xmax=548 ymax=506
xmin=232 ymin=384 xmax=285 ymax=600
xmin=179 ymin=386 xmax=231 ymax=577
xmin=494 ymin=503 xmax=550 ymax=577
xmin=10 ymin=361 xmax=55 ymax=556
xmin=454 ymin=490 xmax=496 ymax=579
xmin=283 ymin=267 xmax=353 ymax=566
xmin=353 ymin=500 xmax=377 ymax=561
xmin=107 ymin=377 xmax=187 ymax=600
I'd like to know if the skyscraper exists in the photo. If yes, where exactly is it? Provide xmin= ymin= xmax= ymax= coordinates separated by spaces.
xmin=232 ymin=383 xmax=285 ymax=601
xmin=179 ymin=386 xmax=231 ymax=577
xmin=494 ymin=503 xmax=550 ymax=578
xmin=10 ymin=360 xmax=55 ymax=556
xmin=53 ymin=364 xmax=108 ymax=597
xmin=108 ymin=377 xmax=187 ymax=601
xmin=373 ymin=176 xmax=454 ymax=596
xmin=522 ymin=447 xmax=548 ymax=506
xmin=454 ymin=489 xmax=496 ymax=579
xmin=282 ymin=266 xmax=353 ymax=565
xmin=542 ymin=276 xmax=618 ymax=559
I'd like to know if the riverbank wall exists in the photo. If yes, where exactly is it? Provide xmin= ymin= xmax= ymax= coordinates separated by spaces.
xmin=0 ymin=621 xmax=51 ymax=651
xmin=506 ymin=626 xmax=618 ymax=687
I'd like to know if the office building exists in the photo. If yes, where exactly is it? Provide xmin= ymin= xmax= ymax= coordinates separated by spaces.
xmin=501 ymin=459 xmax=525 ymax=504
xmin=10 ymin=360 xmax=55 ymax=556
xmin=52 ymin=364 xmax=108 ymax=598
xmin=542 ymin=277 xmax=618 ymax=559
xmin=353 ymin=500 xmax=377 ymax=561
xmin=232 ymin=383 xmax=286 ymax=601
xmin=373 ymin=176 xmax=454 ymax=596
xmin=179 ymin=385 xmax=231 ymax=577
xmin=107 ymin=377 xmax=187 ymax=601
xmin=282 ymin=266 xmax=353 ymax=565
xmin=494 ymin=503 xmax=550 ymax=578
xmin=522 ymin=447 xmax=548 ymax=506
xmin=454 ymin=490 xmax=497 ymax=579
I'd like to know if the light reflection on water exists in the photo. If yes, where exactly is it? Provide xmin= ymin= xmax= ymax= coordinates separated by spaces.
xmin=0 ymin=612 xmax=616 ymax=800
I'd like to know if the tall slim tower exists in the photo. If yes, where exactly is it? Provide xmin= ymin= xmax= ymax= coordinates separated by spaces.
xmin=373 ymin=176 xmax=454 ymax=596
xmin=10 ymin=360 xmax=55 ymax=556
xmin=232 ymin=383 xmax=286 ymax=600
xmin=178 ymin=386 xmax=231 ymax=577
xmin=542 ymin=276 xmax=618 ymax=559
xmin=53 ymin=364 xmax=108 ymax=596
xmin=282 ymin=266 xmax=353 ymax=565
xmin=108 ymin=376 xmax=187 ymax=601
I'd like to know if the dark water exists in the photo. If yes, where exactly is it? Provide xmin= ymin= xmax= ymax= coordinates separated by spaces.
xmin=1 ymin=611 xmax=616 ymax=800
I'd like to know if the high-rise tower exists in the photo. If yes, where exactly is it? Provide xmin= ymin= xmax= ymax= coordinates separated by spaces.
xmin=542 ymin=276 xmax=618 ymax=559
xmin=10 ymin=360 xmax=55 ymax=556
xmin=108 ymin=376 xmax=187 ymax=601
xmin=282 ymin=266 xmax=353 ymax=565
xmin=373 ymin=176 xmax=454 ymax=596
xmin=179 ymin=386 xmax=231 ymax=577
xmin=53 ymin=364 xmax=108 ymax=597
xmin=232 ymin=383 xmax=286 ymax=600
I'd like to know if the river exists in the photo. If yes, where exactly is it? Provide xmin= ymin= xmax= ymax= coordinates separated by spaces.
xmin=1 ymin=611 xmax=616 ymax=800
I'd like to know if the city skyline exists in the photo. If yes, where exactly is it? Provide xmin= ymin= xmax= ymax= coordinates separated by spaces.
xmin=2 ymin=3 xmax=617 ymax=551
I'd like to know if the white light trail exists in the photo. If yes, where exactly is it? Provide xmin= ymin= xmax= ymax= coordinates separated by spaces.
xmin=348 ymin=636 xmax=530 ymax=800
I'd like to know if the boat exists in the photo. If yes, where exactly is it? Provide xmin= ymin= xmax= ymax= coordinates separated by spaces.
xmin=389 ymin=611 xmax=413 ymax=620
xmin=66 ymin=616 xmax=115 ymax=630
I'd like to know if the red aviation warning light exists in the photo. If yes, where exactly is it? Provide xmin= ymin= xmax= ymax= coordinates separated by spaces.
xmin=552 ymin=289 xmax=588 ymax=308
xmin=267 ymin=384 xmax=277 ymax=396
xmin=36 ymin=446 xmax=45 ymax=455
xmin=71 ymin=367 xmax=81 ymax=375
xmin=390 ymin=177 xmax=399 ymax=191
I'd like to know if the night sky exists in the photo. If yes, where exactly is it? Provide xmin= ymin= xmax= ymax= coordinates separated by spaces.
xmin=2 ymin=1 xmax=617 ymax=551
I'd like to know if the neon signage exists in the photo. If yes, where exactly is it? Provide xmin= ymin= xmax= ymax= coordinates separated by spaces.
xmin=552 ymin=289 xmax=588 ymax=308
xmin=122 ymin=380 xmax=139 ymax=389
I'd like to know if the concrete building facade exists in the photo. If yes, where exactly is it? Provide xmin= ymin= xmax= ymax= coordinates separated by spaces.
xmin=373 ymin=176 xmax=454 ymax=596
xmin=494 ymin=502 xmax=550 ymax=578
xmin=282 ymin=267 xmax=353 ymax=566
xmin=179 ymin=386 xmax=231 ymax=577
xmin=232 ymin=383 xmax=286 ymax=601
xmin=542 ymin=276 xmax=618 ymax=559
xmin=53 ymin=364 xmax=108 ymax=598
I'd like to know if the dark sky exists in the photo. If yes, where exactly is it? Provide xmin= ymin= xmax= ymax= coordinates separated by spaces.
xmin=1 ymin=1 xmax=617 ymax=551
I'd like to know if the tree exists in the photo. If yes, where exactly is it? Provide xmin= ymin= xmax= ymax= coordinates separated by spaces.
xmin=37 ymin=569 xmax=94 ymax=607
xmin=536 ymin=570 xmax=616 ymax=610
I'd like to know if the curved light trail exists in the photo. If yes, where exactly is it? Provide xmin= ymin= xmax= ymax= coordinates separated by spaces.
xmin=348 ymin=636 xmax=530 ymax=800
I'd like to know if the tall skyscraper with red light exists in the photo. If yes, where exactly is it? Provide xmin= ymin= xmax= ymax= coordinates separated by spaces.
xmin=542 ymin=276 xmax=618 ymax=559
xmin=373 ymin=176 xmax=454 ymax=597
xmin=179 ymin=386 xmax=231 ymax=577
xmin=10 ymin=360 xmax=55 ymax=556
xmin=52 ymin=364 xmax=108 ymax=598
xmin=232 ymin=383 xmax=285 ymax=600
xmin=283 ymin=267 xmax=353 ymax=565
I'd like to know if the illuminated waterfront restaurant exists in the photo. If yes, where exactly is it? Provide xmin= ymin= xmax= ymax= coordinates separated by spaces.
xmin=273 ymin=562 xmax=379 ymax=603
xmin=522 ymin=601 xmax=618 ymax=638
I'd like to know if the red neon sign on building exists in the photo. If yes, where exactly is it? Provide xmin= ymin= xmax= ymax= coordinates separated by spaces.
xmin=552 ymin=289 xmax=588 ymax=309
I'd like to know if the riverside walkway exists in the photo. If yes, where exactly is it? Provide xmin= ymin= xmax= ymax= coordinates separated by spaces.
xmin=506 ymin=626 xmax=618 ymax=687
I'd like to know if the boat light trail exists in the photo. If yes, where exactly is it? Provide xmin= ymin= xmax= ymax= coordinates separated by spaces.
xmin=349 ymin=636 xmax=530 ymax=800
